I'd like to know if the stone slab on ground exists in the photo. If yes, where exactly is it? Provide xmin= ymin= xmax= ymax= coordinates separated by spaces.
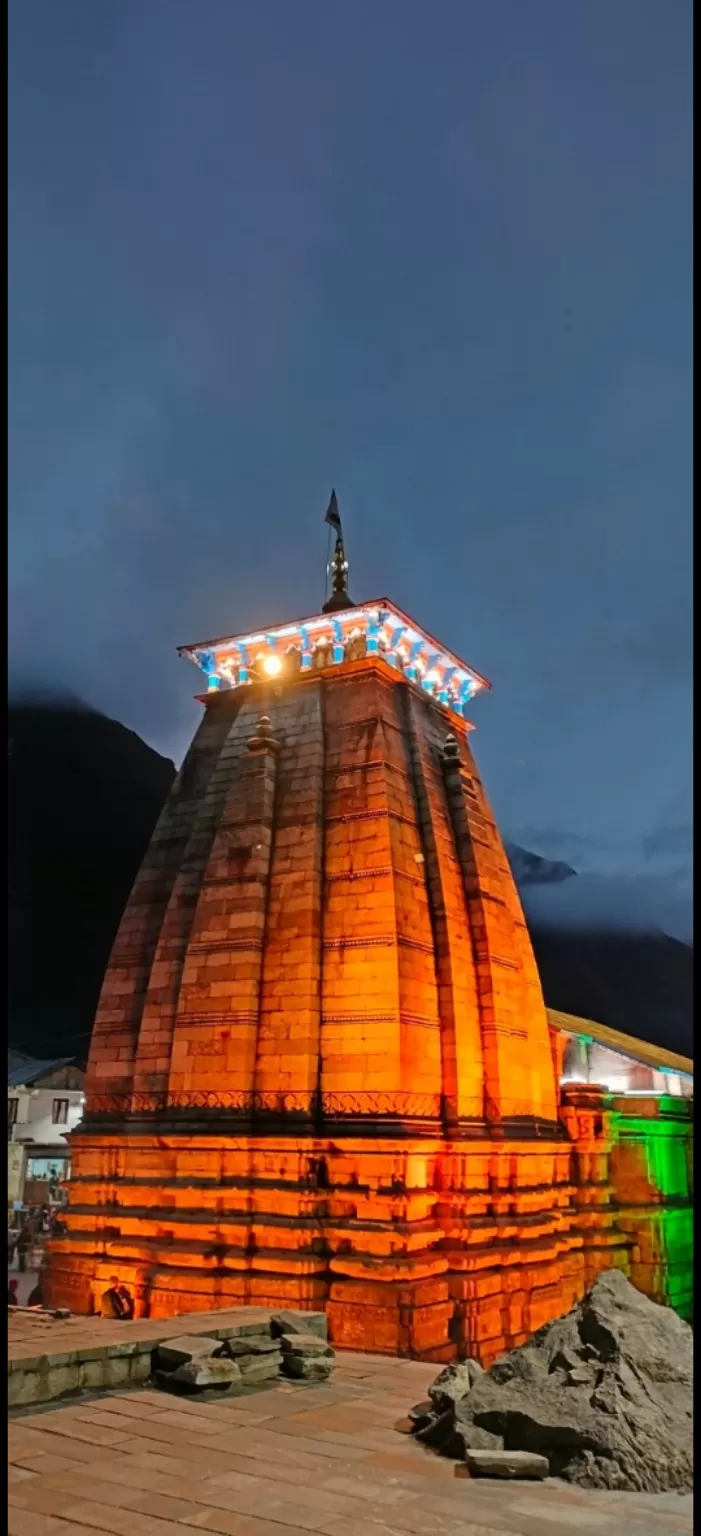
xmin=280 ymin=1331 xmax=335 ymax=1381
xmin=7 ymin=1350 xmax=692 ymax=1536
xmin=8 ymin=1303 xmax=274 ymax=1362
xmin=161 ymin=1357 xmax=243 ymax=1391
xmin=8 ymin=1305 xmax=273 ymax=1408
xmin=280 ymin=1332 xmax=334 ymax=1356
xmin=282 ymin=1353 xmax=335 ymax=1380
xmin=221 ymin=1334 xmax=280 ymax=1357
xmin=237 ymin=1351 xmax=282 ymax=1382
xmin=467 ymin=1448 xmax=549 ymax=1479
xmin=154 ymin=1335 xmax=227 ymax=1372
xmin=271 ymin=1308 xmax=328 ymax=1339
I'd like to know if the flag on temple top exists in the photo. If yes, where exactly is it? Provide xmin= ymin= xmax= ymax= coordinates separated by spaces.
xmin=324 ymin=490 xmax=341 ymax=532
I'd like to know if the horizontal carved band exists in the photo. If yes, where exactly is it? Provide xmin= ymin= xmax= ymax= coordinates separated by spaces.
xmin=174 ymin=1011 xmax=260 ymax=1026
xmin=76 ymin=1092 xmax=569 ymax=1145
xmin=325 ymin=866 xmax=393 ymax=882
xmin=84 ymin=1089 xmax=443 ymax=1118
xmin=324 ymin=809 xmax=417 ymax=827
xmin=189 ymin=939 xmax=264 ymax=954
xmin=321 ymin=936 xmax=433 ymax=954
xmin=322 ymin=936 xmax=396 ymax=950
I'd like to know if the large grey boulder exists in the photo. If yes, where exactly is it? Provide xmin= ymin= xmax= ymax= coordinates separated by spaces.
xmin=428 ymin=1359 xmax=484 ymax=1412
xmin=415 ymin=1271 xmax=693 ymax=1493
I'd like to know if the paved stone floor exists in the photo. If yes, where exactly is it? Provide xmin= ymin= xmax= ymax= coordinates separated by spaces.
xmin=8 ymin=1352 xmax=693 ymax=1536
xmin=8 ymin=1305 xmax=282 ymax=1409
xmin=8 ymin=1306 xmax=275 ymax=1361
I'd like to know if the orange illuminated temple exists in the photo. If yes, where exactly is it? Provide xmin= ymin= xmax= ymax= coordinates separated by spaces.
xmin=46 ymin=516 xmax=693 ymax=1359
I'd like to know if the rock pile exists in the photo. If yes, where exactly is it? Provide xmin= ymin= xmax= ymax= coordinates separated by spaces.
xmin=409 ymin=1270 xmax=693 ymax=1493
xmin=154 ymin=1311 xmax=336 ymax=1396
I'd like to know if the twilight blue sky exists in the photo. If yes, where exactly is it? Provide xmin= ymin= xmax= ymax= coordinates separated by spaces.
xmin=8 ymin=1 xmax=692 ymax=936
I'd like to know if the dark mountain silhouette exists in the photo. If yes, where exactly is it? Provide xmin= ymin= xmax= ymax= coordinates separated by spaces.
xmin=8 ymin=696 xmax=175 ymax=1064
xmin=503 ymin=845 xmax=692 ymax=1058
xmin=7 ymin=696 xmax=692 ymax=1063
xmin=504 ymin=843 xmax=576 ymax=887
xmin=525 ymin=924 xmax=691 ymax=1058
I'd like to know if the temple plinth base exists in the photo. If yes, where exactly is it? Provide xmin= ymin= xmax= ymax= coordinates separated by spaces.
xmin=41 ymin=1122 xmax=608 ymax=1360
xmin=46 ymin=1095 xmax=692 ymax=1354
xmin=327 ymin=1263 xmax=455 ymax=1359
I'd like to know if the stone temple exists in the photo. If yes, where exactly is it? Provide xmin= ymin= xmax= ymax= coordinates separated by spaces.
xmin=47 ymin=501 xmax=693 ymax=1359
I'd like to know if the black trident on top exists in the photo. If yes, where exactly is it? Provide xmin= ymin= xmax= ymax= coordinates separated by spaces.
xmin=322 ymin=489 xmax=353 ymax=613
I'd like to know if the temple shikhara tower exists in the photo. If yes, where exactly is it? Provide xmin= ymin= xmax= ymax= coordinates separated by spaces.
xmin=47 ymin=496 xmax=693 ymax=1358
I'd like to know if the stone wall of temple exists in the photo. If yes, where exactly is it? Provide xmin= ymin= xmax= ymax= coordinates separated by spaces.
xmin=47 ymin=1101 xmax=692 ymax=1359
xmin=46 ymin=656 xmax=693 ymax=1357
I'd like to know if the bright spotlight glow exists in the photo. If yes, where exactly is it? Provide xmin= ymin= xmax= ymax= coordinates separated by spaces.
xmin=263 ymin=654 xmax=282 ymax=677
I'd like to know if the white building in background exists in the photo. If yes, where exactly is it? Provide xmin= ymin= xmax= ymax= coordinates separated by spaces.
xmin=548 ymin=1009 xmax=693 ymax=1099
xmin=8 ymin=1051 xmax=85 ymax=1208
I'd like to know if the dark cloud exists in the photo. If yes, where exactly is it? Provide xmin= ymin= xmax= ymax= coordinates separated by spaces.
xmin=521 ymin=872 xmax=692 ymax=945
xmin=642 ymin=825 xmax=693 ymax=862
xmin=507 ymin=829 xmax=591 ymax=864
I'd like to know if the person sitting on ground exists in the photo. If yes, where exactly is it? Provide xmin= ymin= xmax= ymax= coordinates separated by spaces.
xmin=116 ymin=1282 xmax=135 ymax=1319
xmin=8 ymin=1279 xmax=19 ymax=1307
xmin=101 ymin=1277 xmax=135 ymax=1320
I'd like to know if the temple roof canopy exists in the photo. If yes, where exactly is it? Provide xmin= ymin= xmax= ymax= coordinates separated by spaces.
xmin=178 ymin=597 xmax=492 ymax=719
xmin=548 ymin=1007 xmax=693 ymax=1084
